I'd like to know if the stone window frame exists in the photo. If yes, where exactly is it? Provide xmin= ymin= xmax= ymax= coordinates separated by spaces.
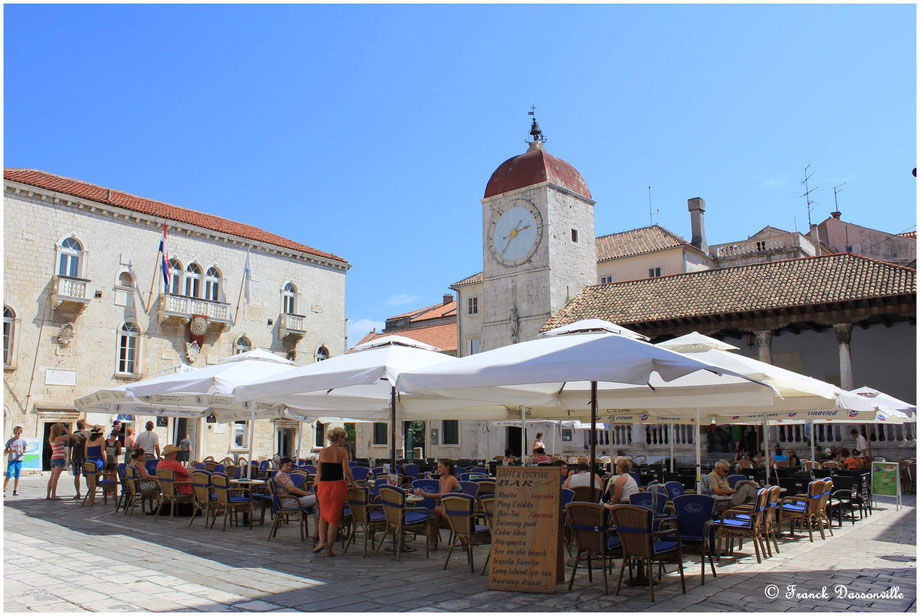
xmin=3 ymin=305 xmax=17 ymax=369
xmin=204 ymin=265 xmax=223 ymax=302
xmin=467 ymin=296 xmax=479 ymax=315
xmin=184 ymin=262 xmax=203 ymax=298
xmin=56 ymin=235 xmax=87 ymax=279
xmin=372 ymin=422 xmax=388 ymax=446
xmin=230 ymin=420 xmax=249 ymax=451
xmin=315 ymin=345 xmax=330 ymax=361
xmin=441 ymin=420 xmax=460 ymax=445
xmin=234 ymin=335 xmax=252 ymax=355
xmin=167 ymin=258 xmax=184 ymax=294
xmin=282 ymin=282 xmax=298 ymax=315
xmin=115 ymin=321 xmax=141 ymax=377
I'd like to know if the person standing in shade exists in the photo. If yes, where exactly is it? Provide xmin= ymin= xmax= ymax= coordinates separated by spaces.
xmin=531 ymin=432 xmax=545 ymax=454
xmin=179 ymin=434 xmax=192 ymax=466
xmin=4 ymin=426 xmax=27 ymax=496
xmin=851 ymin=429 xmax=868 ymax=458
xmin=85 ymin=426 xmax=106 ymax=472
xmin=105 ymin=424 xmax=123 ymax=467
xmin=134 ymin=421 xmax=160 ymax=460
xmin=313 ymin=427 xmax=357 ymax=557
xmin=70 ymin=419 xmax=89 ymax=500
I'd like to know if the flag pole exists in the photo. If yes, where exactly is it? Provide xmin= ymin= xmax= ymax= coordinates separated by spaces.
xmin=232 ymin=247 xmax=250 ymax=326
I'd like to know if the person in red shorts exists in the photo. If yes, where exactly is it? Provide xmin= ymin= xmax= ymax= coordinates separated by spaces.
xmin=313 ymin=427 xmax=357 ymax=557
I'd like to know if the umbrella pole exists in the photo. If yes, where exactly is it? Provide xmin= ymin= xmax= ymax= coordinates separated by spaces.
xmin=390 ymin=386 xmax=397 ymax=470
xmin=865 ymin=423 xmax=873 ymax=461
xmin=810 ymin=420 xmax=815 ymax=476
xmin=590 ymin=381 xmax=598 ymax=495
xmin=695 ymin=408 xmax=701 ymax=494
xmin=247 ymin=407 xmax=255 ymax=478
xmin=521 ymin=407 xmax=526 ymax=460
xmin=295 ymin=417 xmax=303 ymax=462
xmin=763 ymin=413 xmax=769 ymax=486
xmin=669 ymin=424 xmax=674 ymax=473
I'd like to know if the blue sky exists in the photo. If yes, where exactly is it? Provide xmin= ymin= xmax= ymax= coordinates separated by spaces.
xmin=5 ymin=4 xmax=916 ymax=345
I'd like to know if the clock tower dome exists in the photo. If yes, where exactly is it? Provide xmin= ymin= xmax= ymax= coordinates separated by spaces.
xmin=480 ymin=117 xmax=597 ymax=350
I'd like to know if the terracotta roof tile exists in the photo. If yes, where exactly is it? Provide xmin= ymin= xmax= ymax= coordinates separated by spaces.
xmin=544 ymin=253 xmax=916 ymax=330
xmin=484 ymin=147 xmax=592 ymax=200
xmin=898 ymin=231 xmax=917 ymax=239
xmin=352 ymin=322 xmax=457 ymax=354
xmin=450 ymin=272 xmax=483 ymax=288
xmin=389 ymin=301 xmax=457 ymax=322
xmin=4 ymin=168 xmax=347 ymax=263
xmin=596 ymin=225 xmax=695 ymax=262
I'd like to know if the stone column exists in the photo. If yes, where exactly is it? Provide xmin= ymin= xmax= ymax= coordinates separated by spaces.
xmin=754 ymin=330 xmax=773 ymax=364
xmin=834 ymin=323 xmax=854 ymax=390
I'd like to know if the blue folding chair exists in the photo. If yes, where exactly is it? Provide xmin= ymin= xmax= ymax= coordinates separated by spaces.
xmin=664 ymin=481 xmax=685 ymax=501
xmin=727 ymin=474 xmax=747 ymax=489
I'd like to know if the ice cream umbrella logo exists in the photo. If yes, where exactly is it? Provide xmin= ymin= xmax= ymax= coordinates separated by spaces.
xmin=848 ymin=410 xmax=860 ymax=418
xmin=640 ymin=414 xmax=649 ymax=422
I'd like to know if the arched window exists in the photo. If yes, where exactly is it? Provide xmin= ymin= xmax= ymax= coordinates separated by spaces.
xmin=205 ymin=267 xmax=221 ymax=302
xmin=3 ymin=306 xmax=14 ymax=367
xmin=234 ymin=335 xmax=252 ymax=355
xmin=184 ymin=263 xmax=202 ymax=298
xmin=168 ymin=259 xmax=183 ymax=294
xmin=58 ymin=237 xmax=83 ymax=278
xmin=282 ymin=283 xmax=297 ymax=314
xmin=117 ymin=322 xmax=140 ymax=374
xmin=316 ymin=346 xmax=329 ymax=361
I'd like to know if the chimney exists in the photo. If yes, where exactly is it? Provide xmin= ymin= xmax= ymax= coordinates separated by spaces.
xmin=443 ymin=293 xmax=453 ymax=305
xmin=687 ymin=197 xmax=707 ymax=253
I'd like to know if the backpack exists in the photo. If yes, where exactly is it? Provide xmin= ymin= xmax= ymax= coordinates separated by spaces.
xmin=70 ymin=430 xmax=88 ymax=461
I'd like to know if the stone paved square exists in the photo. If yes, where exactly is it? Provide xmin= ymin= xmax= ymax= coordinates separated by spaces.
xmin=2 ymin=476 xmax=915 ymax=612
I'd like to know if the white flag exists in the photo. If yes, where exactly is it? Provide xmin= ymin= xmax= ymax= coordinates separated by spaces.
xmin=243 ymin=247 xmax=252 ymax=304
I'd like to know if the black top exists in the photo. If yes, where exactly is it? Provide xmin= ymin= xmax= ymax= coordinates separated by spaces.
xmin=319 ymin=461 xmax=344 ymax=481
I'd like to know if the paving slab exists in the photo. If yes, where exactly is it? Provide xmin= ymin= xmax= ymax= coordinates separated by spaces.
xmin=3 ymin=477 xmax=916 ymax=611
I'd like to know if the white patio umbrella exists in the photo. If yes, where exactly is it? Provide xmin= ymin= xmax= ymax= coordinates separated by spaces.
xmin=851 ymin=386 xmax=916 ymax=418
xmin=396 ymin=320 xmax=772 ymax=493
xmin=235 ymin=335 xmax=489 ymax=465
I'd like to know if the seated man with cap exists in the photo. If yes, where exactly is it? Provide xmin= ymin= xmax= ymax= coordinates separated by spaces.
xmin=157 ymin=444 xmax=193 ymax=495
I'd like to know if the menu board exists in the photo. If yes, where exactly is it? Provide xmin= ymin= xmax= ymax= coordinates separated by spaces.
xmin=871 ymin=461 xmax=900 ymax=497
xmin=487 ymin=466 xmax=560 ymax=593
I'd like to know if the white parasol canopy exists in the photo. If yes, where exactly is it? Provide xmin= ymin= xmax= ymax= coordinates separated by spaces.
xmin=851 ymin=386 xmax=916 ymax=418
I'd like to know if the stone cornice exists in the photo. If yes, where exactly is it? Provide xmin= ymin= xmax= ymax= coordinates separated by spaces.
xmin=5 ymin=181 xmax=350 ymax=272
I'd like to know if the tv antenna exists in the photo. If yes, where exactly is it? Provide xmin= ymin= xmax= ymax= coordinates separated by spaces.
xmin=801 ymin=165 xmax=819 ymax=240
xmin=833 ymin=182 xmax=846 ymax=215
xmin=648 ymin=186 xmax=658 ymax=225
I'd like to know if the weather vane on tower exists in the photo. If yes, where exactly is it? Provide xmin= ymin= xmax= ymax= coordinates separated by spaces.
xmin=527 ymin=105 xmax=546 ymax=150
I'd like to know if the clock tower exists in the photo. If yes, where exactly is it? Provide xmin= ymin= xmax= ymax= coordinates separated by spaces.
xmin=480 ymin=117 xmax=597 ymax=350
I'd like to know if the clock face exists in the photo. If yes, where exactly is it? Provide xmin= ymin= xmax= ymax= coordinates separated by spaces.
xmin=489 ymin=200 xmax=543 ymax=267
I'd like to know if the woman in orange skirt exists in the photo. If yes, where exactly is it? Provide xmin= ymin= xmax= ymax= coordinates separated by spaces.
xmin=314 ymin=426 xmax=356 ymax=557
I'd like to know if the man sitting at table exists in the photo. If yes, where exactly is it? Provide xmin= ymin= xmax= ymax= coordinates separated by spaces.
xmin=710 ymin=460 xmax=757 ymax=506
xmin=157 ymin=445 xmax=193 ymax=495
xmin=274 ymin=457 xmax=317 ymax=511
xmin=530 ymin=447 xmax=551 ymax=464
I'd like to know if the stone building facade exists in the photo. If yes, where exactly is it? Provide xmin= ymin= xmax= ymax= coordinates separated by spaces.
xmin=3 ymin=169 xmax=348 ymax=470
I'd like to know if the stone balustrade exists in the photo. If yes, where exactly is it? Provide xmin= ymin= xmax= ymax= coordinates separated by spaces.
xmin=51 ymin=274 xmax=91 ymax=309
xmin=711 ymin=234 xmax=817 ymax=260
xmin=157 ymin=293 xmax=232 ymax=325
xmin=279 ymin=312 xmax=306 ymax=339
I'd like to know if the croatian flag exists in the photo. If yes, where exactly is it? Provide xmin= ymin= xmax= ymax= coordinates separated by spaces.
xmin=158 ymin=224 xmax=170 ymax=288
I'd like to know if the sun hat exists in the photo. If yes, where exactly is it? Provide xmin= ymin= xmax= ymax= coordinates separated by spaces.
xmin=162 ymin=444 xmax=181 ymax=457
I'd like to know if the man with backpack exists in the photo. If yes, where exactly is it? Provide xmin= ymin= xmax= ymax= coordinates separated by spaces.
xmin=70 ymin=419 xmax=89 ymax=500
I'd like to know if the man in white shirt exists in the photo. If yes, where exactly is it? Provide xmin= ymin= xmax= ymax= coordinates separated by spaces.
xmin=134 ymin=421 xmax=161 ymax=460
xmin=850 ymin=429 xmax=868 ymax=458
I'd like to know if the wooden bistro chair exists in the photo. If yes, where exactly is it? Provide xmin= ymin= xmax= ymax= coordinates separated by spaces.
xmin=572 ymin=485 xmax=602 ymax=503
xmin=189 ymin=470 xmax=216 ymax=528
xmin=211 ymin=472 xmax=255 ymax=531
xmin=715 ymin=487 xmax=770 ymax=563
xmin=373 ymin=485 xmax=430 ymax=562
xmin=344 ymin=487 xmax=387 ymax=557
xmin=609 ymin=504 xmax=686 ymax=602
xmin=440 ymin=493 xmax=491 ymax=573
xmin=478 ymin=493 xmax=496 ymax=575
xmin=155 ymin=468 xmax=194 ymax=521
xmin=566 ymin=502 xmax=621 ymax=594
xmin=779 ymin=479 xmax=828 ymax=542
xmin=82 ymin=461 xmax=117 ymax=508
xmin=123 ymin=465 xmax=159 ymax=515
xmin=817 ymin=479 xmax=835 ymax=538
xmin=265 ymin=476 xmax=309 ymax=542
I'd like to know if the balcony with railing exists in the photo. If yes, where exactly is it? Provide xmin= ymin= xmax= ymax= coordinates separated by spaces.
xmin=51 ymin=275 xmax=91 ymax=310
xmin=279 ymin=312 xmax=306 ymax=339
xmin=710 ymin=233 xmax=818 ymax=262
xmin=157 ymin=293 xmax=232 ymax=326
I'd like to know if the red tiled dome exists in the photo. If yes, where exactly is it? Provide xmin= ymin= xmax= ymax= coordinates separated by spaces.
xmin=484 ymin=147 xmax=592 ymax=200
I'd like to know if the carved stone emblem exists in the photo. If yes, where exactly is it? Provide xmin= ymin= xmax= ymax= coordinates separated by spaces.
xmin=57 ymin=322 xmax=75 ymax=347
xmin=186 ymin=341 xmax=201 ymax=363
